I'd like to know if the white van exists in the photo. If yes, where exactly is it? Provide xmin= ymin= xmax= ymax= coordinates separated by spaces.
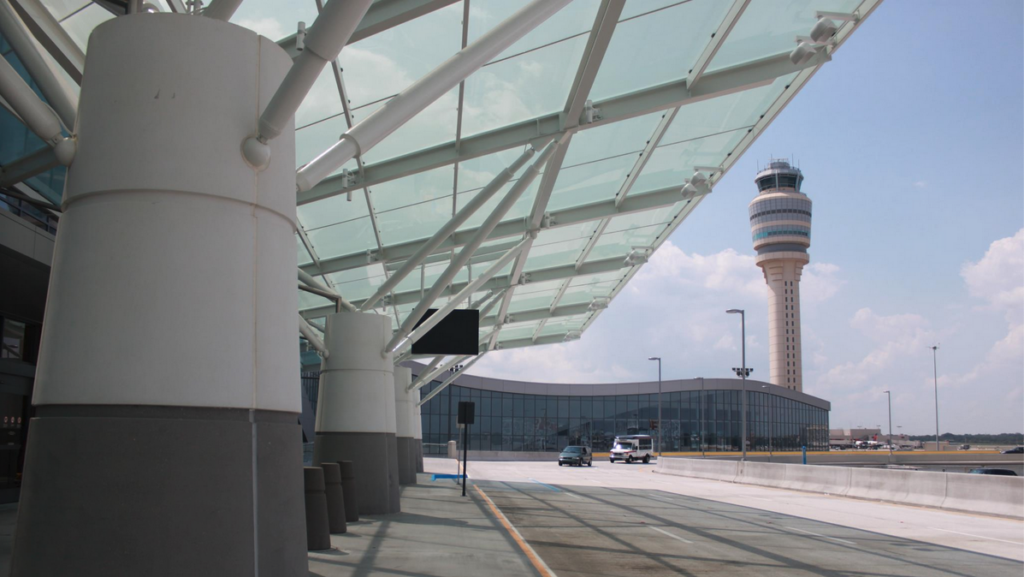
xmin=609 ymin=435 xmax=654 ymax=464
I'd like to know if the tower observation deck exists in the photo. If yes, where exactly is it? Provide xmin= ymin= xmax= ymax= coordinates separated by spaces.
xmin=749 ymin=160 xmax=812 ymax=392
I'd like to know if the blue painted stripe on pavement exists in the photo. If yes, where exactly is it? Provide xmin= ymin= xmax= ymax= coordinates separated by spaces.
xmin=527 ymin=478 xmax=561 ymax=492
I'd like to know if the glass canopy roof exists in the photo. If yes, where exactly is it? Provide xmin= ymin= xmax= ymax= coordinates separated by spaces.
xmin=10 ymin=0 xmax=879 ymax=363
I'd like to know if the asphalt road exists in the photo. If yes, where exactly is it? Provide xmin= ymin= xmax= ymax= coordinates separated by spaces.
xmin=478 ymin=479 xmax=1023 ymax=577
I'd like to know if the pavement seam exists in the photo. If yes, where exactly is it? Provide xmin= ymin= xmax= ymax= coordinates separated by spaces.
xmin=475 ymin=485 xmax=559 ymax=577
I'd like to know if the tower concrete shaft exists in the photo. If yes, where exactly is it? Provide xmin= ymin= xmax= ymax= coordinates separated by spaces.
xmin=749 ymin=160 xmax=812 ymax=392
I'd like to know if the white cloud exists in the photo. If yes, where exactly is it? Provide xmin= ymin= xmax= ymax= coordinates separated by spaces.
xmin=802 ymin=262 xmax=844 ymax=304
xmin=913 ymin=180 xmax=928 ymax=189
xmin=961 ymin=228 xmax=1024 ymax=323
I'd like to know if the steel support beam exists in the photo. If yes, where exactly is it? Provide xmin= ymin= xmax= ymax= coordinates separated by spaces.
xmin=302 ymin=182 xmax=702 ymax=278
xmin=278 ymin=0 xmax=461 ymax=58
xmin=296 ymin=0 xmax=572 ymax=193
xmin=10 ymin=0 xmax=85 ymax=85
xmin=301 ymin=253 xmax=636 ymax=320
xmin=297 ymin=49 xmax=828 ymax=206
xmin=416 ymin=353 xmax=484 ymax=406
xmin=0 ymin=146 xmax=59 ymax=187
xmin=481 ymin=301 xmax=592 ymax=329
xmin=409 ymin=355 xmax=468 ymax=392
xmin=686 ymin=0 xmax=750 ymax=89
xmin=0 ymin=0 xmax=77 ymax=128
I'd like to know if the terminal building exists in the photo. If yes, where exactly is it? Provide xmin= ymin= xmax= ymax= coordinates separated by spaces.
xmin=0 ymin=1 xmax=874 ymax=575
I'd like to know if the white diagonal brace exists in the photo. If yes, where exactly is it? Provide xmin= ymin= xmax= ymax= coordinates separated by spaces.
xmin=385 ymin=141 xmax=560 ymax=353
xmin=360 ymin=145 xmax=537 ymax=310
xmin=0 ymin=146 xmax=59 ymax=187
xmin=298 ymin=315 xmax=328 ymax=358
xmin=9 ymin=0 xmax=85 ymax=85
xmin=399 ymin=237 xmax=530 ymax=353
xmin=410 ymin=355 xmax=469 ymax=391
xmin=0 ymin=53 xmax=75 ymax=166
xmin=563 ymin=0 xmax=624 ymax=128
xmin=278 ymin=0 xmax=461 ymax=57
xmin=0 ymin=0 xmax=77 ymax=128
xmin=613 ymin=108 xmax=678 ymax=208
xmin=302 ymin=182 xmax=704 ymax=278
xmin=296 ymin=0 xmax=572 ymax=192
xmin=258 ymin=0 xmax=373 ymax=143
xmin=687 ymin=0 xmax=750 ymax=89
xmin=417 ymin=353 xmax=485 ymax=406
xmin=297 ymin=49 xmax=830 ymax=206
xmin=202 ymin=0 xmax=242 ymax=20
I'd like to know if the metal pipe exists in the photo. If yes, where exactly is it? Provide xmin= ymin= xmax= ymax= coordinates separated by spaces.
xmin=0 ymin=146 xmax=59 ymax=187
xmin=258 ymin=0 xmax=373 ymax=142
xmin=360 ymin=146 xmax=536 ymax=311
xmin=410 ymin=355 xmax=468 ymax=391
xmin=0 ymin=0 xmax=77 ymax=128
xmin=296 ymin=0 xmax=571 ymax=192
xmin=932 ymin=345 xmax=939 ymax=451
xmin=385 ymin=141 xmax=560 ymax=353
xmin=202 ymin=0 xmax=242 ymax=20
xmin=298 ymin=315 xmax=328 ymax=358
xmin=417 ymin=354 xmax=484 ymax=407
xmin=399 ymin=238 xmax=529 ymax=353
xmin=298 ymin=269 xmax=356 ymax=311
xmin=406 ymin=355 xmax=444 ymax=390
xmin=478 ymin=289 xmax=506 ymax=320
xmin=0 ymin=54 xmax=62 ymax=144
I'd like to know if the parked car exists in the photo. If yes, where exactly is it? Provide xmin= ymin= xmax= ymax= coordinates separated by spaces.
xmin=1001 ymin=447 xmax=1024 ymax=454
xmin=558 ymin=446 xmax=592 ymax=467
xmin=968 ymin=468 xmax=1018 ymax=476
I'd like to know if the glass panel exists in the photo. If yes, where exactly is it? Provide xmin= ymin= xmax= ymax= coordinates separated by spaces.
xmin=523 ymin=237 xmax=589 ymax=271
xmin=659 ymin=83 xmax=780 ymax=145
xmin=496 ymin=321 xmax=541 ymax=342
xmin=41 ymin=0 xmax=89 ymax=20
xmin=507 ymin=288 xmax=559 ymax=314
xmin=589 ymin=0 xmax=732 ymax=101
xmin=708 ymin=0 xmax=862 ymax=72
xmin=462 ymin=33 xmax=589 ymax=137
xmin=327 ymin=265 xmax=388 ymax=302
xmin=557 ymin=281 xmax=619 ymax=307
xmin=306 ymin=217 xmax=379 ymax=259
xmin=296 ymin=233 xmax=312 ymax=266
xmin=457 ymin=148 xmax=537 ymax=194
xmin=62 ymin=4 xmax=114 ymax=51
xmin=561 ymin=111 xmax=663 ymax=167
xmin=370 ymin=166 xmax=455 ymax=212
xmin=629 ymin=130 xmax=747 ymax=194
xmin=338 ymin=3 xmax=463 ymax=109
xmin=361 ymin=87 xmax=460 ymax=163
xmin=455 ymin=178 xmax=540 ymax=232
xmin=569 ymin=270 xmax=627 ymax=287
xmin=469 ymin=1 xmax=598 ymax=60
xmin=604 ymin=207 xmax=676 ymax=233
xmin=585 ymin=224 xmax=665 ymax=262
xmin=230 ymin=0 xmax=318 ymax=42
xmin=547 ymin=153 xmax=637 ymax=212
xmin=377 ymin=196 xmax=455 ymax=246
xmin=298 ymin=187 xmax=370 ymax=231
xmin=294 ymin=69 xmax=345 ymax=129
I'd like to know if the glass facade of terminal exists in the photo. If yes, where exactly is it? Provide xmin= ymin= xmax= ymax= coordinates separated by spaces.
xmin=419 ymin=381 xmax=829 ymax=453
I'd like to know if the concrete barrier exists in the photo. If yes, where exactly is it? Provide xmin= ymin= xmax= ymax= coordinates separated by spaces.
xmin=656 ymin=457 xmax=1023 ymax=519
xmin=782 ymin=463 xmax=851 ymax=495
xmin=943 ymin=473 xmax=1024 ymax=518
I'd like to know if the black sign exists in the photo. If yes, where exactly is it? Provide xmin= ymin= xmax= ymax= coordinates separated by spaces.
xmin=411 ymin=309 xmax=479 ymax=356
xmin=457 ymin=401 xmax=475 ymax=425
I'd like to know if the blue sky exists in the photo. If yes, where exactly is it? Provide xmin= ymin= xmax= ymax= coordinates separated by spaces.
xmin=473 ymin=0 xmax=1024 ymax=435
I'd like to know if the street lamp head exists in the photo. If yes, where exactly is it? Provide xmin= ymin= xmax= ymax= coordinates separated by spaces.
xmin=648 ymin=356 xmax=660 ymax=361
xmin=726 ymin=309 xmax=743 ymax=314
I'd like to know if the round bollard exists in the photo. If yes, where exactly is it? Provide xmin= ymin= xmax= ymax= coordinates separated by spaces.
xmin=321 ymin=463 xmax=347 ymax=534
xmin=303 ymin=467 xmax=332 ymax=551
xmin=337 ymin=460 xmax=359 ymax=523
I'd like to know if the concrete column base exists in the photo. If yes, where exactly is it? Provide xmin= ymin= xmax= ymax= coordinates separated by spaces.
xmin=11 ymin=406 xmax=307 ymax=576
xmin=314 ymin=431 xmax=400 ymax=515
xmin=396 ymin=437 xmax=417 ymax=485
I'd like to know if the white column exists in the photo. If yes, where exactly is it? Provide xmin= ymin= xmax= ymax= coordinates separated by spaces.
xmin=393 ymin=366 xmax=417 ymax=484
xmin=314 ymin=311 xmax=400 ymax=514
xmin=13 ymin=13 xmax=305 ymax=576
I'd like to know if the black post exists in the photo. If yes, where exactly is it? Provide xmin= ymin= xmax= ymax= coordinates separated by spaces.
xmin=462 ymin=422 xmax=468 ymax=497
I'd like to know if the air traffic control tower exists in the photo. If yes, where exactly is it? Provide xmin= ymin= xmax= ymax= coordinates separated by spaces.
xmin=749 ymin=160 xmax=812 ymax=392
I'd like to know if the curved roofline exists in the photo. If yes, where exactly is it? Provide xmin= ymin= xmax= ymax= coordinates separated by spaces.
xmin=405 ymin=361 xmax=830 ymax=411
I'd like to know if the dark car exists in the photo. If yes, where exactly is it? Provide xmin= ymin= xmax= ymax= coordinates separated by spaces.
xmin=558 ymin=446 xmax=592 ymax=467
xmin=1001 ymin=447 xmax=1024 ymax=454
xmin=969 ymin=468 xmax=1018 ymax=476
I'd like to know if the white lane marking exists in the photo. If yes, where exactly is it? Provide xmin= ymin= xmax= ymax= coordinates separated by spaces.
xmin=564 ymin=491 xmax=583 ymax=500
xmin=929 ymin=527 xmax=1024 ymax=545
xmin=649 ymin=526 xmax=694 ymax=544
xmin=784 ymin=526 xmax=857 ymax=546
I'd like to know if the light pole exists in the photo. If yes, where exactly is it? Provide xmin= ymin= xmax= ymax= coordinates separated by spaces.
xmin=726 ymin=309 xmax=748 ymax=460
xmin=761 ymin=384 xmax=773 ymax=460
xmin=649 ymin=357 xmax=662 ymax=457
xmin=699 ymin=376 xmax=705 ymax=458
xmin=932 ymin=345 xmax=940 ymax=451
xmin=883 ymin=390 xmax=893 ymax=462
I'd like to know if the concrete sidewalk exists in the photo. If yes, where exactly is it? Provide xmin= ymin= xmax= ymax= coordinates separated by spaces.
xmin=308 ymin=473 xmax=540 ymax=577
